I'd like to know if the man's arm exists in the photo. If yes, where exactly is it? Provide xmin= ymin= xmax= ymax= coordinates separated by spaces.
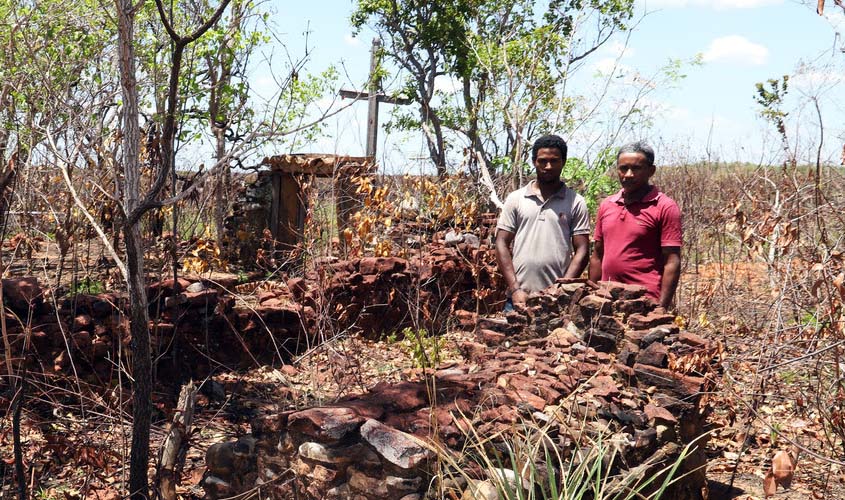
xmin=495 ymin=229 xmax=527 ymax=305
xmin=565 ymin=234 xmax=590 ymax=278
xmin=589 ymin=239 xmax=604 ymax=282
xmin=658 ymin=247 xmax=681 ymax=309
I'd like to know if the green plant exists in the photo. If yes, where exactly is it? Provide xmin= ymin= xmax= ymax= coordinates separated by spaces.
xmin=430 ymin=404 xmax=705 ymax=500
xmin=69 ymin=276 xmax=105 ymax=295
xmin=563 ymin=150 xmax=620 ymax=215
xmin=398 ymin=327 xmax=443 ymax=369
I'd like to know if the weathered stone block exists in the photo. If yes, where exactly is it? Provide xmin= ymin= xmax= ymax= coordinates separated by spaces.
xmin=360 ymin=419 xmax=432 ymax=469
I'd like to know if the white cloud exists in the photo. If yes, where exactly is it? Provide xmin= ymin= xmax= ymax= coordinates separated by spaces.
xmin=344 ymin=34 xmax=361 ymax=46
xmin=702 ymin=35 xmax=768 ymax=65
xmin=434 ymin=75 xmax=461 ymax=93
xmin=605 ymin=40 xmax=636 ymax=59
xmin=642 ymin=0 xmax=781 ymax=8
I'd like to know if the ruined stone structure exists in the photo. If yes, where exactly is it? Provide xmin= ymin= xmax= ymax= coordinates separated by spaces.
xmin=0 ymin=250 xmax=717 ymax=500
xmin=223 ymin=154 xmax=373 ymax=264
xmin=203 ymin=280 xmax=717 ymax=500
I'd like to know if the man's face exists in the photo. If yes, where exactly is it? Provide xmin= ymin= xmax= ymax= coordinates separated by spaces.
xmin=534 ymin=147 xmax=564 ymax=185
xmin=617 ymin=152 xmax=655 ymax=193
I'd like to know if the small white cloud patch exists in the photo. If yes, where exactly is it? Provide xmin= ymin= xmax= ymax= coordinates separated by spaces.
xmin=702 ymin=35 xmax=769 ymax=65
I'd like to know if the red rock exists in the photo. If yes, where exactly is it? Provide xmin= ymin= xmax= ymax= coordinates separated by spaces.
xmin=678 ymin=331 xmax=708 ymax=348
xmin=286 ymin=277 xmax=308 ymax=299
xmin=185 ymin=289 xmax=218 ymax=307
xmin=637 ymin=342 xmax=669 ymax=367
xmin=644 ymin=403 xmax=677 ymax=423
xmin=453 ymin=309 xmax=477 ymax=330
xmin=596 ymin=315 xmax=625 ymax=336
xmin=614 ymin=298 xmax=651 ymax=316
xmin=578 ymin=294 xmax=612 ymax=318
xmin=633 ymin=364 xmax=705 ymax=399
xmin=617 ymin=341 xmax=639 ymax=367
xmin=597 ymin=281 xmax=648 ymax=300
xmin=588 ymin=375 xmax=619 ymax=398
xmin=582 ymin=328 xmax=616 ymax=352
xmin=627 ymin=312 xmax=675 ymax=330
xmin=72 ymin=314 xmax=93 ymax=331
xmin=371 ymin=381 xmax=428 ymax=411
xmin=287 ymin=407 xmax=365 ymax=442
xmin=72 ymin=331 xmax=92 ymax=352
xmin=546 ymin=327 xmax=579 ymax=347
xmin=2 ymin=277 xmax=42 ymax=314
xmin=359 ymin=256 xmax=407 ymax=275
xmin=479 ymin=329 xmax=506 ymax=345
xmin=624 ymin=330 xmax=649 ymax=346
xmin=257 ymin=290 xmax=277 ymax=304
xmin=511 ymin=390 xmax=547 ymax=411
xmin=359 ymin=419 xmax=432 ymax=469
xmin=91 ymin=337 xmax=110 ymax=358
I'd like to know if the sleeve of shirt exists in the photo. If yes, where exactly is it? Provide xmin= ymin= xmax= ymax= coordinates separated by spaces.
xmin=496 ymin=191 xmax=519 ymax=233
xmin=570 ymin=193 xmax=591 ymax=236
xmin=593 ymin=202 xmax=605 ymax=242
xmin=660 ymin=199 xmax=683 ymax=247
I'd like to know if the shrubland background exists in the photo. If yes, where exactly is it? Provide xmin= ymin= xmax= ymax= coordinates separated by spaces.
xmin=0 ymin=0 xmax=844 ymax=498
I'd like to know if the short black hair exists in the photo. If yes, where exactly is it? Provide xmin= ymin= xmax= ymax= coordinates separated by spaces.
xmin=617 ymin=141 xmax=655 ymax=166
xmin=531 ymin=134 xmax=568 ymax=162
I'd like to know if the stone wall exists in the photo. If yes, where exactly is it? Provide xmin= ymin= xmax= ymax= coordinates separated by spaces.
xmin=202 ymin=279 xmax=717 ymax=499
xmin=1 ymin=246 xmax=503 ymax=385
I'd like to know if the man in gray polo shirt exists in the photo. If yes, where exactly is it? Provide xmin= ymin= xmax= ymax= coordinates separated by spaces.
xmin=496 ymin=134 xmax=591 ymax=308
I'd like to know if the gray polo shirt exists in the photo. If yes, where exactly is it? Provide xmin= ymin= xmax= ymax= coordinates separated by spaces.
xmin=496 ymin=181 xmax=590 ymax=292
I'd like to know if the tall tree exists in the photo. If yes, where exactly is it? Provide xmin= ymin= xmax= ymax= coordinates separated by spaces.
xmin=351 ymin=0 xmax=634 ymax=174
xmin=116 ymin=0 xmax=230 ymax=496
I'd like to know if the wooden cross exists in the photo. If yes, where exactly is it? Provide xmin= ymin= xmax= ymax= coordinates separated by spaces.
xmin=340 ymin=39 xmax=412 ymax=158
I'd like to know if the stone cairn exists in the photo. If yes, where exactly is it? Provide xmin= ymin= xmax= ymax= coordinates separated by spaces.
xmin=202 ymin=279 xmax=718 ymax=500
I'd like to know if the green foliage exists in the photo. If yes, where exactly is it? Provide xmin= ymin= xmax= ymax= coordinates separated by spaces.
xmin=352 ymin=0 xmax=637 ymax=171
xmin=70 ymin=277 xmax=106 ymax=296
xmin=754 ymin=76 xmax=789 ymax=138
xmin=563 ymin=149 xmax=620 ymax=214
xmin=432 ymin=406 xmax=703 ymax=500
xmin=388 ymin=327 xmax=443 ymax=369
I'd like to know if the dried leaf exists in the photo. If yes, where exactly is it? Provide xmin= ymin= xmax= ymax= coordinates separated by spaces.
xmin=763 ymin=471 xmax=777 ymax=497
xmin=772 ymin=448 xmax=797 ymax=487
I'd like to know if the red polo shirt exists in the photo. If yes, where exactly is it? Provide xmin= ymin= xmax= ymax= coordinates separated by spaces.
xmin=593 ymin=186 xmax=682 ymax=299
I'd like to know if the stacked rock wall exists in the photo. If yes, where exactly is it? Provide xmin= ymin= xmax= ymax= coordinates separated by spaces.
xmin=203 ymin=279 xmax=717 ymax=500
xmin=0 ymin=277 xmax=307 ymax=385
xmin=2 ymin=248 xmax=503 ymax=385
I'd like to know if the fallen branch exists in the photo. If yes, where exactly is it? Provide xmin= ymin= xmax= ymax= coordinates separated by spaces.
xmin=155 ymin=381 xmax=197 ymax=500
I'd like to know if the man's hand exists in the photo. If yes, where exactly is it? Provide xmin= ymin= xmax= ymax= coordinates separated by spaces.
xmin=511 ymin=288 xmax=528 ymax=307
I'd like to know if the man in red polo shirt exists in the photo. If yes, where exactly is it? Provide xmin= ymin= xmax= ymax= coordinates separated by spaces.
xmin=589 ymin=142 xmax=682 ymax=309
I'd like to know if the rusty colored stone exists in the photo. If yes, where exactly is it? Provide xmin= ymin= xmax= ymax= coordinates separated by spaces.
xmin=359 ymin=419 xmax=432 ymax=469
xmin=287 ymin=407 xmax=365 ymax=442
xmin=638 ymin=342 xmax=669 ymax=367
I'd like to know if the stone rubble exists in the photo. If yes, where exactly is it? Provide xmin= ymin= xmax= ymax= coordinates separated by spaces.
xmin=202 ymin=279 xmax=718 ymax=500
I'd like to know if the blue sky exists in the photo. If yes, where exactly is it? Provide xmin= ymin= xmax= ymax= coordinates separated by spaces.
xmin=255 ymin=0 xmax=845 ymax=170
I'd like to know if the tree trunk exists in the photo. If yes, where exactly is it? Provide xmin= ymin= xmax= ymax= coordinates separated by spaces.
xmin=117 ymin=0 xmax=153 ymax=497
xmin=126 ymin=226 xmax=152 ymax=500
xmin=213 ymin=128 xmax=228 ymax=243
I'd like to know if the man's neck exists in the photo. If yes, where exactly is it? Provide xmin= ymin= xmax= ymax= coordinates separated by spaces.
xmin=536 ymin=179 xmax=564 ymax=200
xmin=622 ymin=184 xmax=652 ymax=204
